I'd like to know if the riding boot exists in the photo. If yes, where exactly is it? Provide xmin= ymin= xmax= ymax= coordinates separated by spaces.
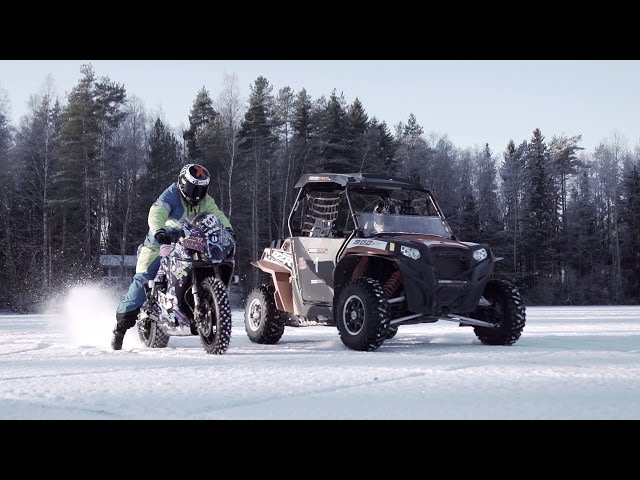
xmin=111 ymin=310 xmax=139 ymax=350
xmin=111 ymin=326 xmax=126 ymax=350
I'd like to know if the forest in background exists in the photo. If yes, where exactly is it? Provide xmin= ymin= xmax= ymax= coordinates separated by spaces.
xmin=1 ymin=64 xmax=639 ymax=312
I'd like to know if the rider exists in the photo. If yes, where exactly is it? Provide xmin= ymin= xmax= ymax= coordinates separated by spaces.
xmin=111 ymin=163 xmax=234 ymax=350
xmin=374 ymin=198 xmax=398 ymax=214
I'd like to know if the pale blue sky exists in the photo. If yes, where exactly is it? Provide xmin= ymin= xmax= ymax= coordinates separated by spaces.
xmin=2 ymin=60 xmax=640 ymax=154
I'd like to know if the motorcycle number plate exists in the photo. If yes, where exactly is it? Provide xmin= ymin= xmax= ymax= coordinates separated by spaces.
xmin=183 ymin=236 xmax=206 ymax=252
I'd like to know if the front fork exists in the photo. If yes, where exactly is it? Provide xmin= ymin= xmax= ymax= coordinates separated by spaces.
xmin=191 ymin=269 xmax=203 ymax=322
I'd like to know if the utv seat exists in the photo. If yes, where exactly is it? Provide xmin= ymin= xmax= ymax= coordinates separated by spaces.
xmin=301 ymin=194 xmax=341 ymax=237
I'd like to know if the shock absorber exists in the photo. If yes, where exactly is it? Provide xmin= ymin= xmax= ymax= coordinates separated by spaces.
xmin=384 ymin=271 xmax=402 ymax=297
xmin=351 ymin=257 xmax=369 ymax=279
xmin=191 ymin=270 xmax=201 ymax=317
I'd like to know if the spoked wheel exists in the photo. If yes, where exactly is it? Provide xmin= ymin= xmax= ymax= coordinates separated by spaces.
xmin=197 ymin=277 xmax=232 ymax=354
xmin=137 ymin=316 xmax=170 ymax=348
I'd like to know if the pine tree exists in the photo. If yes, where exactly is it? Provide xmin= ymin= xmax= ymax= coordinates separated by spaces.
xmin=549 ymin=134 xmax=584 ymax=230
xmin=522 ymin=128 xmax=556 ymax=298
xmin=315 ymin=89 xmax=354 ymax=172
xmin=457 ymin=150 xmax=480 ymax=241
xmin=348 ymin=97 xmax=369 ymax=171
xmin=363 ymin=118 xmax=398 ymax=175
xmin=477 ymin=143 xmax=502 ymax=247
xmin=292 ymin=88 xmax=313 ymax=141
xmin=396 ymin=113 xmax=425 ymax=182
xmin=182 ymin=87 xmax=225 ymax=210
xmin=548 ymin=134 xmax=583 ymax=300
xmin=500 ymin=139 xmax=527 ymax=281
xmin=136 ymin=116 xmax=182 ymax=230
xmin=375 ymin=120 xmax=397 ymax=174
xmin=55 ymin=64 xmax=100 ymax=270
xmin=273 ymin=86 xmax=296 ymax=236
xmin=183 ymin=87 xmax=217 ymax=163
xmin=403 ymin=113 xmax=424 ymax=145
xmin=147 ymin=118 xmax=182 ymax=193
xmin=566 ymin=164 xmax=600 ymax=303
xmin=428 ymin=135 xmax=458 ymax=215
xmin=291 ymin=88 xmax=315 ymax=178
xmin=55 ymin=64 xmax=126 ymax=275
xmin=237 ymin=76 xmax=277 ymax=287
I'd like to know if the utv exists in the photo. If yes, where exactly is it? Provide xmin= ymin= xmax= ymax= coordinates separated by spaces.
xmin=244 ymin=173 xmax=525 ymax=351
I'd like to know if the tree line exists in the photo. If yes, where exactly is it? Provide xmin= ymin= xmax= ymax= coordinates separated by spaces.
xmin=1 ymin=64 xmax=639 ymax=311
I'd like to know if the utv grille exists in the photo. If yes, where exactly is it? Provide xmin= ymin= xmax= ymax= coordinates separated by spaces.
xmin=432 ymin=248 xmax=469 ymax=280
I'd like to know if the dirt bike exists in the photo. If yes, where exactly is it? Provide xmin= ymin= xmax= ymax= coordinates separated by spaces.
xmin=137 ymin=213 xmax=236 ymax=354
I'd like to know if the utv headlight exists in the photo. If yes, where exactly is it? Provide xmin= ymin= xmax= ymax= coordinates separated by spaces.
xmin=473 ymin=248 xmax=488 ymax=262
xmin=401 ymin=245 xmax=421 ymax=260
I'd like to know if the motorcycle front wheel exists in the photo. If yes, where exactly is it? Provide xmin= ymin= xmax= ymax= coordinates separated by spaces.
xmin=137 ymin=318 xmax=170 ymax=348
xmin=197 ymin=276 xmax=233 ymax=354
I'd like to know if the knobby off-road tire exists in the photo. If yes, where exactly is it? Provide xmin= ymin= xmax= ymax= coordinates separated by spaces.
xmin=471 ymin=279 xmax=526 ymax=346
xmin=384 ymin=325 xmax=398 ymax=340
xmin=244 ymin=284 xmax=286 ymax=344
xmin=137 ymin=317 xmax=170 ymax=348
xmin=198 ymin=277 xmax=233 ymax=354
xmin=335 ymin=277 xmax=391 ymax=351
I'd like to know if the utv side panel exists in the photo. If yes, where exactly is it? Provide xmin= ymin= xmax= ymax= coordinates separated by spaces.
xmin=291 ymin=237 xmax=343 ymax=304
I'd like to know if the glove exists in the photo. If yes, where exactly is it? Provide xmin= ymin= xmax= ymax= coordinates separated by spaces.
xmin=154 ymin=228 xmax=171 ymax=245
xmin=225 ymin=227 xmax=236 ymax=242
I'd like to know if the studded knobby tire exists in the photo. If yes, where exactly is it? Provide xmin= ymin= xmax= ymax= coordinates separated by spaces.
xmin=335 ymin=277 xmax=391 ymax=351
xmin=244 ymin=284 xmax=286 ymax=344
xmin=137 ymin=317 xmax=170 ymax=348
xmin=198 ymin=276 xmax=233 ymax=354
xmin=471 ymin=279 xmax=526 ymax=346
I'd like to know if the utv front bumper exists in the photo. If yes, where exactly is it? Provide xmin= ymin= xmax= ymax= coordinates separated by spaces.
xmin=397 ymin=246 xmax=493 ymax=316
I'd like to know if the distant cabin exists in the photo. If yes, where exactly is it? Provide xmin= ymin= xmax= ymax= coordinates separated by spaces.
xmin=100 ymin=254 xmax=137 ymax=288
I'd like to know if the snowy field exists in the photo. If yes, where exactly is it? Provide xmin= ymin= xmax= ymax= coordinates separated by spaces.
xmin=1 ymin=286 xmax=639 ymax=419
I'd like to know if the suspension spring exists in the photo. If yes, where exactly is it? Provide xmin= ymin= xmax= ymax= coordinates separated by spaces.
xmin=351 ymin=257 xmax=369 ymax=279
xmin=384 ymin=271 xmax=402 ymax=297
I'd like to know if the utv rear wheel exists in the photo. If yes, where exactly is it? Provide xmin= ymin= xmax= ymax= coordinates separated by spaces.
xmin=137 ymin=317 xmax=170 ymax=348
xmin=335 ymin=277 xmax=390 ymax=351
xmin=198 ymin=277 xmax=233 ymax=354
xmin=244 ymin=284 xmax=286 ymax=344
xmin=471 ymin=279 xmax=526 ymax=346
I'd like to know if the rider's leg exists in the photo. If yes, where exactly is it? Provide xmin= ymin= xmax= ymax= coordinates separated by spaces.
xmin=112 ymin=246 xmax=160 ymax=350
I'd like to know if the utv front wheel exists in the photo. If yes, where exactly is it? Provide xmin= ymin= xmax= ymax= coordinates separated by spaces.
xmin=471 ymin=279 xmax=526 ymax=346
xmin=385 ymin=325 xmax=398 ymax=340
xmin=335 ymin=277 xmax=390 ymax=351
xmin=244 ymin=284 xmax=286 ymax=344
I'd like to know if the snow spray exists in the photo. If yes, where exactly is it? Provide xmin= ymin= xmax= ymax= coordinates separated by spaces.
xmin=47 ymin=283 xmax=134 ymax=348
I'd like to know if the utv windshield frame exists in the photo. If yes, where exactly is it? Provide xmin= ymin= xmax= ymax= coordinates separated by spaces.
xmin=287 ymin=174 xmax=451 ymax=239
